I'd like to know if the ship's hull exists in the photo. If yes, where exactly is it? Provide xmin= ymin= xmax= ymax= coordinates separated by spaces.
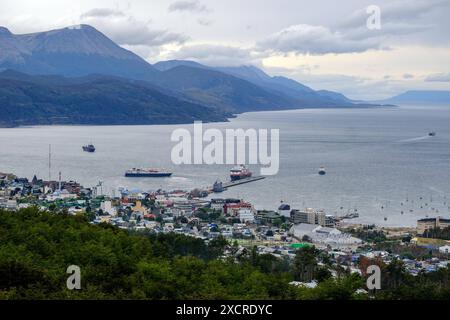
xmin=230 ymin=174 xmax=252 ymax=181
xmin=82 ymin=147 xmax=95 ymax=153
xmin=125 ymin=172 xmax=172 ymax=177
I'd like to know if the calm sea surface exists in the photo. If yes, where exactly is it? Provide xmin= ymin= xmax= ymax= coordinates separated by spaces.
xmin=1 ymin=105 xmax=450 ymax=227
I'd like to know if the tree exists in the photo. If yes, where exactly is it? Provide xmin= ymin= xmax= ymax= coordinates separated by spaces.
xmin=293 ymin=246 xmax=318 ymax=282
xmin=208 ymin=236 xmax=229 ymax=259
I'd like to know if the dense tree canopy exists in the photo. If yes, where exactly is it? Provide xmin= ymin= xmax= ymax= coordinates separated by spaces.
xmin=0 ymin=208 xmax=449 ymax=300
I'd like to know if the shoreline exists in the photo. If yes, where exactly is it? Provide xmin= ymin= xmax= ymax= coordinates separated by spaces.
xmin=0 ymin=104 xmax=392 ymax=129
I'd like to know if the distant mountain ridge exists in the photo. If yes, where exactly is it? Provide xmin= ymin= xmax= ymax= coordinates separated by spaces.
xmin=0 ymin=24 xmax=380 ymax=127
xmin=0 ymin=70 xmax=228 ymax=127
xmin=378 ymin=90 xmax=450 ymax=105
xmin=154 ymin=60 xmax=355 ymax=107
xmin=0 ymin=25 xmax=158 ymax=78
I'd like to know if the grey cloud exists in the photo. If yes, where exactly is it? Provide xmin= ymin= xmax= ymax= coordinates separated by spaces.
xmin=168 ymin=44 xmax=256 ymax=67
xmin=425 ymin=73 xmax=450 ymax=82
xmin=283 ymin=72 xmax=372 ymax=99
xmin=335 ymin=0 xmax=450 ymax=47
xmin=197 ymin=18 xmax=213 ymax=26
xmin=338 ymin=0 xmax=450 ymax=30
xmin=80 ymin=8 xmax=125 ymax=19
xmin=116 ymin=28 xmax=188 ymax=47
xmin=257 ymin=24 xmax=381 ymax=55
xmin=256 ymin=0 xmax=448 ymax=56
xmin=80 ymin=11 xmax=188 ymax=47
xmin=168 ymin=1 xmax=210 ymax=13
xmin=403 ymin=73 xmax=414 ymax=79
xmin=344 ymin=22 xmax=432 ymax=42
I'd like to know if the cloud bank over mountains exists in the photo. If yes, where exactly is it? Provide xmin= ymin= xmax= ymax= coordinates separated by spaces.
xmin=0 ymin=0 xmax=449 ymax=99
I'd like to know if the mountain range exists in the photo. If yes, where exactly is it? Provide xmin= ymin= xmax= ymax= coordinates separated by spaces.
xmin=0 ymin=70 xmax=227 ymax=127
xmin=376 ymin=90 xmax=450 ymax=105
xmin=0 ymin=24 xmax=395 ymax=127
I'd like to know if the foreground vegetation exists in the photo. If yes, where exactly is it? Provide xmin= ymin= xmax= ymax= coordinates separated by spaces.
xmin=0 ymin=208 xmax=449 ymax=300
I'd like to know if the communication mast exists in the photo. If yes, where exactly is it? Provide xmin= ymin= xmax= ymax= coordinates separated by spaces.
xmin=48 ymin=144 xmax=52 ymax=181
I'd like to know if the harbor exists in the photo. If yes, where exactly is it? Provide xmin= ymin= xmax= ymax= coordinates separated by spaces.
xmin=209 ymin=176 xmax=266 ymax=193
xmin=221 ymin=175 xmax=266 ymax=188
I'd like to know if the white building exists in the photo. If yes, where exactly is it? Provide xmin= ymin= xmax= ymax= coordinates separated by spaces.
xmin=211 ymin=199 xmax=226 ymax=212
xmin=6 ymin=199 xmax=17 ymax=210
xmin=239 ymin=209 xmax=255 ymax=223
xmin=46 ymin=189 xmax=76 ymax=201
xmin=101 ymin=200 xmax=117 ymax=216
xmin=277 ymin=203 xmax=291 ymax=218
xmin=289 ymin=223 xmax=362 ymax=247
xmin=291 ymin=208 xmax=336 ymax=227
xmin=291 ymin=208 xmax=316 ymax=224
xmin=439 ymin=245 xmax=450 ymax=254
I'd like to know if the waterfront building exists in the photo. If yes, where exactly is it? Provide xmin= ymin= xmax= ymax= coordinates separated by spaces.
xmin=277 ymin=203 xmax=291 ymax=218
xmin=291 ymin=208 xmax=316 ymax=224
xmin=256 ymin=211 xmax=282 ymax=224
xmin=210 ymin=198 xmax=226 ymax=213
xmin=239 ymin=209 xmax=255 ymax=223
xmin=224 ymin=201 xmax=253 ymax=216
xmin=291 ymin=208 xmax=336 ymax=227
xmin=289 ymin=224 xmax=362 ymax=247
xmin=417 ymin=216 xmax=450 ymax=235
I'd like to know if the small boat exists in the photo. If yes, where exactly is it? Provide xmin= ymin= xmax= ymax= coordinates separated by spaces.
xmin=230 ymin=165 xmax=252 ymax=181
xmin=429 ymin=132 xmax=436 ymax=137
xmin=318 ymin=166 xmax=326 ymax=175
xmin=82 ymin=144 xmax=95 ymax=153
xmin=125 ymin=168 xmax=172 ymax=178
xmin=213 ymin=180 xmax=224 ymax=193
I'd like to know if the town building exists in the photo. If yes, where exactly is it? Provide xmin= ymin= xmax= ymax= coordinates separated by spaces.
xmin=439 ymin=245 xmax=450 ymax=254
xmin=224 ymin=200 xmax=253 ymax=216
xmin=290 ymin=208 xmax=336 ymax=227
xmin=101 ymin=200 xmax=117 ymax=216
xmin=256 ymin=211 xmax=282 ymax=224
xmin=291 ymin=208 xmax=316 ymax=224
xmin=417 ymin=216 xmax=450 ymax=235
xmin=238 ymin=209 xmax=255 ymax=223
xmin=289 ymin=223 xmax=362 ymax=247
xmin=277 ymin=203 xmax=291 ymax=218
xmin=210 ymin=198 xmax=226 ymax=213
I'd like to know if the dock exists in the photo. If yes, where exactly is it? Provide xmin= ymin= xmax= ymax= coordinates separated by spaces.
xmin=222 ymin=176 xmax=265 ymax=188
xmin=207 ymin=176 xmax=266 ymax=193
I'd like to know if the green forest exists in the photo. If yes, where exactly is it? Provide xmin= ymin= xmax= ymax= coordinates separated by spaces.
xmin=0 ymin=208 xmax=449 ymax=300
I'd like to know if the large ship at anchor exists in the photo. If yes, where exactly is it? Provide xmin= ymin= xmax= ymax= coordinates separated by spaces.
xmin=230 ymin=165 xmax=252 ymax=181
xmin=125 ymin=168 xmax=172 ymax=178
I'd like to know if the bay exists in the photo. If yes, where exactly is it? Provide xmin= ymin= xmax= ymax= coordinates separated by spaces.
xmin=1 ymin=105 xmax=450 ymax=227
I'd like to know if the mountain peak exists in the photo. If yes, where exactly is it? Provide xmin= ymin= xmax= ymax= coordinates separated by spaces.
xmin=154 ymin=59 xmax=209 ymax=71
xmin=0 ymin=24 xmax=158 ymax=78
xmin=0 ymin=26 xmax=12 ymax=36
xmin=66 ymin=24 xmax=96 ymax=31
xmin=17 ymin=24 xmax=142 ymax=61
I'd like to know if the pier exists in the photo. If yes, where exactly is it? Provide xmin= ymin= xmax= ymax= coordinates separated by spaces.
xmin=222 ymin=176 xmax=266 ymax=188
xmin=208 ymin=176 xmax=266 ymax=193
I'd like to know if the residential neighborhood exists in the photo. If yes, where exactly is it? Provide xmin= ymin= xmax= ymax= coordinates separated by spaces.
xmin=1 ymin=171 xmax=449 ymax=280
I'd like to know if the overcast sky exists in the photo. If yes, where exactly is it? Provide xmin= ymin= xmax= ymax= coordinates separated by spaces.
xmin=1 ymin=0 xmax=450 ymax=99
